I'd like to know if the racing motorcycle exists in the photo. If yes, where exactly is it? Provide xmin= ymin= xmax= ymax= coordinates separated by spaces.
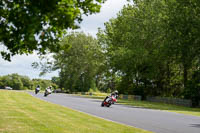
xmin=35 ymin=85 xmax=40 ymax=94
xmin=35 ymin=89 xmax=40 ymax=94
xmin=44 ymin=88 xmax=52 ymax=97
xmin=35 ymin=87 xmax=40 ymax=94
xmin=101 ymin=95 xmax=117 ymax=107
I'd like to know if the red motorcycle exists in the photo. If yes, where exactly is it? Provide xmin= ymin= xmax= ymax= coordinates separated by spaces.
xmin=101 ymin=95 xmax=117 ymax=107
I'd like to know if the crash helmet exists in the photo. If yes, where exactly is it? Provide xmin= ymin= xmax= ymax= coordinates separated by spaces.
xmin=37 ymin=85 xmax=40 ymax=88
xmin=114 ymin=90 xmax=118 ymax=95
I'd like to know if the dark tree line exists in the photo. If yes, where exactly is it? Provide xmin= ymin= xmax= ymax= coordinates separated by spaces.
xmin=96 ymin=0 xmax=200 ymax=106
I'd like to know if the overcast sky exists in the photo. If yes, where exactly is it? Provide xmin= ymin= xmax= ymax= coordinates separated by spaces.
xmin=0 ymin=0 xmax=130 ymax=80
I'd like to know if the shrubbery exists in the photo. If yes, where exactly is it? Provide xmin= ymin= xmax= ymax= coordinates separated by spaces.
xmin=0 ymin=74 xmax=56 ymax=90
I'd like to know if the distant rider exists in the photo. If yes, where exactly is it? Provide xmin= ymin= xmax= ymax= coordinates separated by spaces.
xmin=35 ymin=85 xmax=40 ymax=94
xmin=44 ymin=86 xmax=53 ymax=97
xmin=46 ymin=86 xmax=52 ymax=93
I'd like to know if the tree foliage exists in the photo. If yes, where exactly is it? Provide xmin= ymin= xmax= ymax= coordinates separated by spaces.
xmin=37 ymin=32 xmax=105 ymax=92
xmin=97 ymin=0 xmax=200 ymax=104
xmin=32 ymin=0 xmax=200 ymax=106
xmin=0 ymin=73 xmax=55 ymax=90
xmin=0 ymin=0 xmax=106 ymax=61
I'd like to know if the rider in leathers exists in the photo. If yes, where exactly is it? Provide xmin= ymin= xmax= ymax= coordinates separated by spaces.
xmin=104 ymin=90 xmax=118 ymax=103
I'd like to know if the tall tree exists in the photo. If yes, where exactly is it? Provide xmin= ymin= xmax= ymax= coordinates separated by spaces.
xmin=97 ymin=1 xmax=171 ymax=96
xmin=166 ymin=0 xmax=200 ymax=88
xmin=38 ymin=32 xmax=105 ymax=92
xmin=97 ymin=0 xmax=200 ymax=99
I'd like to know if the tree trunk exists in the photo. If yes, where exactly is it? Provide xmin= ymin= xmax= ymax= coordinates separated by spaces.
xmin=183 ymin=64 xmax=188 ymax=89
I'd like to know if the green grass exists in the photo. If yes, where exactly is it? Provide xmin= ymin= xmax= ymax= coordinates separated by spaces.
xmin=79 ymin=95 xmax=200 ymax=117
xmin=0 ymin=90 xmax=151 ymax=133
xmin=118 ymin=99 xmax=200 ymax=116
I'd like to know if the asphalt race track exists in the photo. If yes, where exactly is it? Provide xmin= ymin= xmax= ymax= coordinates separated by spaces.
xmin=29 ymin=92 xmax=200 ymax=133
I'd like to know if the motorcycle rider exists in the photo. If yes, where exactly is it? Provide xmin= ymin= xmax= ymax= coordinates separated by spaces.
xmin=104 ymin=90 xmax=118 ymax=103
xmin=35 ymin=85 xmax=40 ymax=94
xmin=111 ymin=90 xmax=119 ymax=99
xmin=46 ymin=86 xmax=52 ymax=93
xmin=44 ymin=86 xmax=52 ymax=96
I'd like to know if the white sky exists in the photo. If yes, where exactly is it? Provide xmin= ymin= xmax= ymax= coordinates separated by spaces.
xmin=0 ymin=0 xmax=130 ymax=80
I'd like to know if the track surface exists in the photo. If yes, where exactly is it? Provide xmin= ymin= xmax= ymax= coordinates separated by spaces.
xmin=29 ymin=92 xmax=200 ymax=133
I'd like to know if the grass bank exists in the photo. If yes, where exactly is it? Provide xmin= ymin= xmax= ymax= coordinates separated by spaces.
xmin=0 ymin=90 xmax=151 ymax=133
xmin=119 ymin=99 xmax=200 ymax=117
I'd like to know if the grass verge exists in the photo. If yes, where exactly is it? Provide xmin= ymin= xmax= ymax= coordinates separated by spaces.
xmin=78 ymin=94 xmax=200 ymax=117
xmin=0 ymin=90 xmax=151 ymax=133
